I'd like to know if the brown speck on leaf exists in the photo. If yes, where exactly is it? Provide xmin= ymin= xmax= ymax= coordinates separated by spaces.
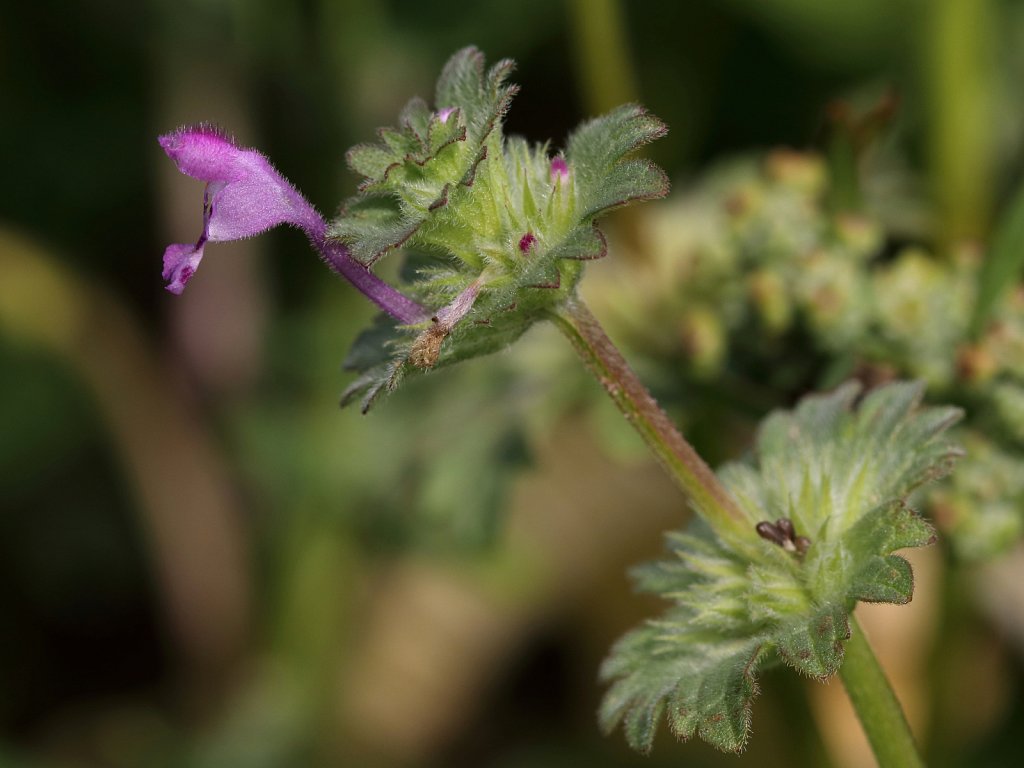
xmin=410 ymin=323 xmax=449 ymax=369
xmin=756 ymin=518 xmax=811 ymax=557
xmin=756 ymin=521 xmax=788 ymax=547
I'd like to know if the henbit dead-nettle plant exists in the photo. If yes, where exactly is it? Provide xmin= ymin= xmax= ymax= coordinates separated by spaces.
xmin=159 ymin=47 xmax=965 ymax=766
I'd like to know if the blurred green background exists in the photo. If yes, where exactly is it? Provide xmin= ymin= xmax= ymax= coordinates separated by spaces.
xmin=3 ymin=1 xmax=1024 ymax=766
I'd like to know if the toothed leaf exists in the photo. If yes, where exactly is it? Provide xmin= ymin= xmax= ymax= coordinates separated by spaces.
xmin=567 ymin=104 xmax=669 ymax=219
xmin=331 ymin=196 xmax=423 ymax=266
xmin=399 ymin=96 xmax=432 ymax=140
xmin=774 ymin=604 xmax=850 ymax=679
xmin=567 ymin=104 xmax=668 ymax=178
xmin=435 ymin=50 xmax=517 ymax=146
xmin=599 ymin=610 xmax=767 ymax=754
xmin=601 ymin=381 xmax=963 ymax=753
xmin=577 ymin=159 xmax=670 ymax=220
xmin=346 ymin=143 xmax=397 ymax=182
xmin=549 ymin=224 xmax=608 ymax=261
xmin=334 ymin=48 xmax=668 ymax=409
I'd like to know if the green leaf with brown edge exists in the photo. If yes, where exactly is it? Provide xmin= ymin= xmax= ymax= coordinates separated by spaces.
xmin=600 ymin=381 xmax=963 ymax=753
xmin=335 ymin=48 xmax=669 ymax=410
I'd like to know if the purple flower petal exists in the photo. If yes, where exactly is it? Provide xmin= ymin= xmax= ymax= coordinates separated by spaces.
xmin=159 ymin=125 xmax=323 ymax=246
xmin=162 ymin=241 xmax=206 ymax=295
xmin=158 ymin=124 xmax=428 ymax=323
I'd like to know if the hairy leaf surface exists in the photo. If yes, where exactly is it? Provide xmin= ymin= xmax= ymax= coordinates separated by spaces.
xmin=600 ymin=381 xmax=962 ymax=752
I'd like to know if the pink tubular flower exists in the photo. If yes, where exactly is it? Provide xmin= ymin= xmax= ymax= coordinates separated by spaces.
xmin=159 ymin=125 xmax=320 ymax=293
xmin=159 ymin=125 xmax=427 ymax=323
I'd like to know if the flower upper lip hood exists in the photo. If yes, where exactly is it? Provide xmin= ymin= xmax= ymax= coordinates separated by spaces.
xmin=158 ymin=124 xmax=427 ymax=323
xmin=159 ymin=126 xmax=323 ymax=242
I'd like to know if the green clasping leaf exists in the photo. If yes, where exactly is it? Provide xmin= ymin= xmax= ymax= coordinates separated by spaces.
xmin=600 ymin=381 xmax=962 ymax=753
xmin=333 ymin=48 xmax=669 ymax=410
xmin=567 ymin=104 xmax=669 ymax=219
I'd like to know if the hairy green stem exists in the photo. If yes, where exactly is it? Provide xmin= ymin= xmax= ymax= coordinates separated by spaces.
xmin=839 ymin=615 xmax=924 ymax=768
xmin=548 ymin=294 xmax=747 ymax=540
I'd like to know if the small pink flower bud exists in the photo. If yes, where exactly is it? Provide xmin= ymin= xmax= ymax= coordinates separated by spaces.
xmin=550 ymin=156 xmax=569 ymax=183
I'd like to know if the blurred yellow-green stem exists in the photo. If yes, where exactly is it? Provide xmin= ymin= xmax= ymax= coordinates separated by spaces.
xmin=565 ymin=0 xmax=650 ymax=254
xmin=548 ymin=295 xmax=748 ymax=541
xmin=971 ymin=178 xmax=1024 ymax=336
xmin=827 ymin=130 xmax=862 ymax=213
xmin=566 ymin=0 xmax=638 ymax=115
xmin=926 ymin=0 xmax=997 ymax=248
xmin=840 ymin=614 xmax=925 ymax=768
